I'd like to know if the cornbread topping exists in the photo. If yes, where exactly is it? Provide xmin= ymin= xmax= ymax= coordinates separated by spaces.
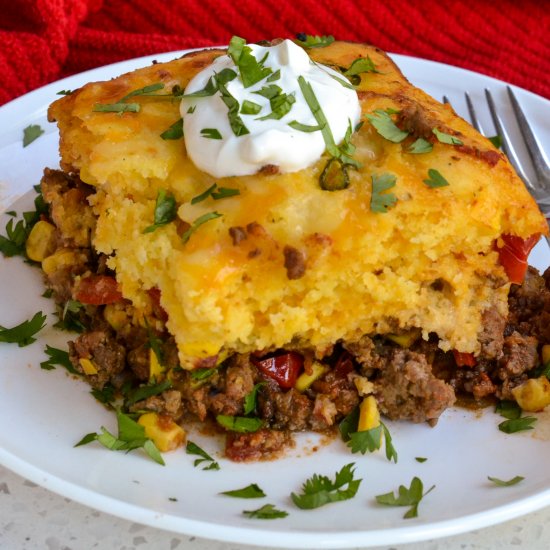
xmin=180 ymin=38 xmax=361 ymax=177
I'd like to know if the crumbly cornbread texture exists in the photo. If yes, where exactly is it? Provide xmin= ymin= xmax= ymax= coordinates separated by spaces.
xmin=48 ymin=41 xmax=548 ymax=368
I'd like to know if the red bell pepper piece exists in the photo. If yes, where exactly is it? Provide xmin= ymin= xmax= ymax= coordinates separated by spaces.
xmin=73 ymin=275 xmax=122 ymax=305
xmin=452 ymin=350 xmax=477 ymax=368
xmin=252 ymin=352 xmax=304 ymax=389
xmin=497 ymin=233 xmax=540 ymax=284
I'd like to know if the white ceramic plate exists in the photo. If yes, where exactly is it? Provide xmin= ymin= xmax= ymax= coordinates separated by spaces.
xmin=0 ymin=51 xmax=549 ymax=549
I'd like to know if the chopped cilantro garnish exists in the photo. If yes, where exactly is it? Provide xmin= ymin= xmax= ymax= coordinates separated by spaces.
xmin=408 ymin=138 xmax=433 ymax=154
xmin=339 ymin=405 xmax=398 ymax=462
xmin=257 ymin=91 xmax=296 ymax=121
xmin=370 ymin=173 xmax=398 ymax=213
xmin=186 ymin=440 xmax=220 ymax=470
xmin=254 ymin=84 xmax=282 ymax=100
xmin=75 ymin=410 xmax=165 ymax=465
xmin=92 ymin=103 xmax=140 ymax=113
xmin=375 ymin=477 xmax=435 ymax=519
xmin=221 ymin=483 xmax=266 ymax=498
xmin=228 ymin=36 xmax=272 ymax=88
xmin=118 ymin=83 xmax=165 ymax=102
xmin=344 ymin=56 xmax=378 ymax=76
xmin=495 ymin=400 xmax=522 ymax=420
xmin=423 ymin=168 xmax=449 ymax=188
xmin=0 ymin=311 xmax=47 ymax=347
xmin=125 ymin=379 xmax=172 ymax=407
xmin=56 ymin=89 xmax=73 ymax=96
xmin=143 ymin=189 xmax=177 ymax=233
xmin=40 ymin=345 xmax=78 ymax=373
xmin=266 ymin=69 xmax=281 ymax=83
xmin=295 ymin=34 xmax=335 ymax=49
xmin=498 ymin=416 xmax=537 ymax=434
xmin=216 ymin=414 xmax=263 ymax=433
xmin=243 ymin=383 xmax=265 ymax=415
xmin=243 ymin=504 xmax=288 ymax=519
xmin=432 ymin=128 xmax=463 ymax=145
xmin=0 ymin=187 xmax=48 ymax=259
xmin=488 ymin=475 xmax=524 ymax=487
xmin=201 ymin=128 xmax=223 ymax=139
xmin=91 ymin=384 xmax=117 ymax=405
xmin=189 ymin=367 xmax=218 ymax=381
xmin=54 ymin=299 xmax=86 ymax=333
xmin=181 ymin=211 xmax=223 ymax=244
xmin=291 ymin=463 xmax=361 ymax=510
xmin=366 ymin=109 xmax=408 ymax=143
xmin=23 ymin=124 xmax=45 ymax=147
xmin=415 ymin=457 xmax=428 ymax=463
xmin=217 ymin=80 xmax=250 ymax=137
xmin=288 ymin=121 xmax=323 ymax=133
xmin=160 ymin=118 xmax=184 ymax=140
xmin=240 ymin=100 xmax=262 ymax=115
xmin=488 ymin=135 xmax=502 ymax=149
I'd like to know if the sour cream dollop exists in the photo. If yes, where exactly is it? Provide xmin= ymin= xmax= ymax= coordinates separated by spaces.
xmin=180 ymin=39 xmax=361 ymax=178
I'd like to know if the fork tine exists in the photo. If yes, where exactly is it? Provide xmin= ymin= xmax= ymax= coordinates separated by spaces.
xmin=464 ymin=92 xmax=483 ymax=133
xmin=484 ymin=88 xmax=533 ymax=190
xmin=507 ymin=86 xmax=550 ymax=186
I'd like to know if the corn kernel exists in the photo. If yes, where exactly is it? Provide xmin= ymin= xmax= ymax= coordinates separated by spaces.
xmin=26 ymin=221 xmax=57 ymax=262
xmin=358 ymin=395 xmax=380 ymax=432
xmin=103 ymin=304 xmax=128 ymax=331
xmin=512 ymin=377 xmax=550 ymax=412
xmin=79 ymin=357 xmax=98 ymax=375
xmin=149 ymin=348 xmax=165 ymax=382
xmin=295 ymin=361 xmax=328 ymax=392
xmin=42 ymin=249 xmax=81 ymax=275
xmin=541 ymin=345 xmax=550 ymax=366
xmin=138 ymin=412 xmax=185 ymax=452
xmin=387 ymin=329 xmax=421 ymax=348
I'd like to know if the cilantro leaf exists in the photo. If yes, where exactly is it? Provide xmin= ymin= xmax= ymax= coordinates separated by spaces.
xmin=243 ymin=383 xmax=265 ymax=415
xmin=423 ymin=168 xmax=449 ymax=188
xmin=189 ymin=367 xmax=218 ymax=381
xmin=243 ymin=504 xmax=288 ymax=519
xmin=181 ymin=211 xmax=222 ymax=244
xmin=295 ymin=34 xmax=335 ymax=49
xmin=53 ymin=299 xmax=86 ymax=333
xmin=375 ymin=476 xmax=435 ymax=519
xmin=191 ymin=183 xmax=240 ymax=204
xmin=91 ymin=383 xmax=116 ymax=405
xmin=201 ymin=128 xmax=223 ymax=139
xmin=0 ymin=311 xmax=47 ymax=347
xmin=143 ymin=189 xmax=177 ymax=233
xmin=216 ymin=415 xmax=263 ymax=433
xmin=257 ymin=92 xmax=296 ymax=121
xmin=291 ymin=463 xmax=362 ymax=510
xmin=488 ymin=135 xmax=502 ymax=149
xmin=160 ymin=118 xmax=184 ymax=140
xmin=370 ymin=173 xmax=398 ymax=213
xmin=93 ymin=103 xmax=140 ymax=113
xmin=498 ymin=416 xmax=537 ymax=434
xmin=125 ymin=379 xmax=172 ymax=407
xmin=23 ymin=124 xmax=45 ymax=147
xmin=228 ymin=36 xmax=272 ymax=88
xmin=432 ymin=128 xmax=463 ymax=145
xmin=488 ymin=475 xmax=524 ymax=487
xmin=340 ymin=406 xmax=398 ymax=462
xmin=240 ymin=100 xmax=262 ymax=115
xmin=221 ymin=483 xmax=266 ymax=498
xmin=366 ymin=109 xmax=408 ymax=143
xmin=415 ymin=457 xmax=428 ymax=463
xmin=217 ymin=80 xmax=249 ymax=137
xmin=408 ymin=138 xmax=433 ymax=154
xmin=56 ymin=89 xmax=73 ymax=96
xmin=495 ymin=400 xmax=522 ymax=420
xmin=344 ymin=56 xmax=378 ymax=76
xmin=40 ymin=345 xmax=78 ymax=373
xmin=0 ymin=187 xmax=48 ymax=259
xmin=298 ymin=76 xmax=335 ymax=149
xmin=75 ymin=410 xmax=165 ymax=465
xmin=186 ymin=440 xmax=220 ymax=470
xmin=119 ymin=82 xmax=165 ymax=102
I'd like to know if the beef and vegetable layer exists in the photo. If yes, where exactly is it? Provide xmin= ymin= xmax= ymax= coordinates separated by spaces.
xmin=36 ymin=168 xmax=550 ymax=460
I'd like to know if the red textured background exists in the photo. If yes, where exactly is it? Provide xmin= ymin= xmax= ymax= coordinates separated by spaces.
xmin=1 ymin=0 xmax=549 ymax=106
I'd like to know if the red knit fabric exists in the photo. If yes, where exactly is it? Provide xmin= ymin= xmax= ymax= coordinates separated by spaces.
xmin=1 ymin=0 xmax=548 ymax=106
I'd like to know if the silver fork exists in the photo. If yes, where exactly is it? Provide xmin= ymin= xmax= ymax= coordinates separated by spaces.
xmin=444 ymin=87 xmax=550 ymax=242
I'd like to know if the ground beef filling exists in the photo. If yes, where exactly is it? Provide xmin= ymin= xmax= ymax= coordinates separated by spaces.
xmin=39 ymin=169 xmax=550 ymax=461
